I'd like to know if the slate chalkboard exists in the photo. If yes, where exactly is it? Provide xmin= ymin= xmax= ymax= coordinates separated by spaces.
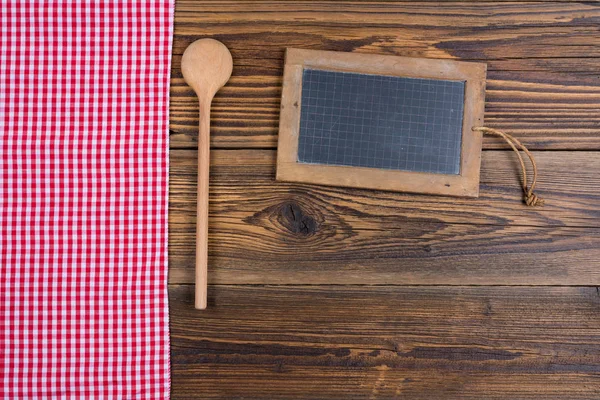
xmin=297 ymin=69 xmax=465 ymax=175
xmin=276 ymin=49 xmax=487 ymax=197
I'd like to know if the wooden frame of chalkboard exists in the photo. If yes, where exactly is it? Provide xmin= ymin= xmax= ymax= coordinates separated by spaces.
xmin=276 ymin=48 xmax=487 ymax=197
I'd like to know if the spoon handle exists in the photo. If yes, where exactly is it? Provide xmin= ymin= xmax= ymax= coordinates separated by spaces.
xmin=196 ymin=99 xmax=211 ymax=309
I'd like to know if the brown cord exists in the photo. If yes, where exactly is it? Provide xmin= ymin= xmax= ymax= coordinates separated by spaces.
xmin=473 ymin=127 xmax=544 ymax=207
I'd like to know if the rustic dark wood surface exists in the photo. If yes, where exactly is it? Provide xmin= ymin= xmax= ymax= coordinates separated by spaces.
xmin=170 ymin=285 xmax=600 ymax=399
xmin=168 ymin=1 xmax=600 ymax=398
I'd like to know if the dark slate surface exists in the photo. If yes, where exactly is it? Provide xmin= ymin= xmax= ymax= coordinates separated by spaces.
xmin=297 ymin=68 xmax=465 ymax=175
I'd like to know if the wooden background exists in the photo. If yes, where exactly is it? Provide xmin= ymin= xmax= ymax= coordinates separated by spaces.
xmin=168 ymin=1 xmax=600 ymax=398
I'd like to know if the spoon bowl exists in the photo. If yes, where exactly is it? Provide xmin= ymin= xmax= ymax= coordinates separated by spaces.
xmin=182 ymin=39 xmax=233 ymax=100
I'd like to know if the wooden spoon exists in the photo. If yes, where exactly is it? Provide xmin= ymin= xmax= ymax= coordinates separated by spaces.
xmin=181 ymin=39 xmax=233 ymax=309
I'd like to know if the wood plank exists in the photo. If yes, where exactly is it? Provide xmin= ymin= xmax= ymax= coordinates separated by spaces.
xmin=170 ymin=284 xmax=600 ymax=399
xmin=170 ymin=1 xmax=600 ymax=149
xmin=168 ymin=149 xmax=600 ymax=285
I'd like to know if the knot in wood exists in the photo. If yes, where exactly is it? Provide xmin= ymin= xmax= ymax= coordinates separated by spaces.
xmin=278 ymin=202 xmax=318 ymax=237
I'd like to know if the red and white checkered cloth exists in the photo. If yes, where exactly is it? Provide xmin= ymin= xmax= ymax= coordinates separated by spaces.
xmin=1 ymin=1 xmax=174 ymax=398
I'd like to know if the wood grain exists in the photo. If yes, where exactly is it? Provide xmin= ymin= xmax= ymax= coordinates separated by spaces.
xmin=170 ymin=284 xmax=600 ymax=399
xmin=168 ymin=149 xmax=600 ymax=285
xmin=169 ymin=2 xmax=600 ymax=398
xmin=170 ymin=1 xmax=600 ymax=149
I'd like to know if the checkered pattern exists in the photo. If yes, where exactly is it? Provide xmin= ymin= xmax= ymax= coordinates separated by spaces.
xmin=0 ymin=1 xmax=173 ymax=398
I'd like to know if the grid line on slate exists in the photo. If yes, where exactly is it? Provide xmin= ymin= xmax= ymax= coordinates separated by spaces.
xmin=297 ymin=68 xmax=465 ymax=175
